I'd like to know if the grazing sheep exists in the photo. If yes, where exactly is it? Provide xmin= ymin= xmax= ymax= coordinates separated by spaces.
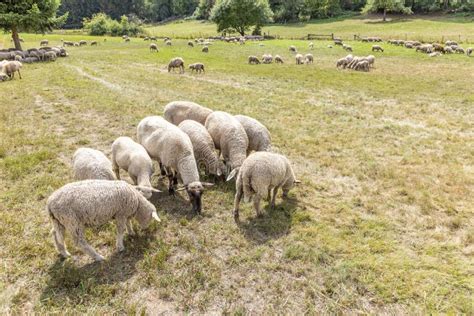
xmin=343 ymin=44 xmax=353 ymax=52
xmin=304 ymin=53 xmax=314 ymax=64
xmin=289 ymin=45 xmax=297 ymax=53
xmin=455 ymin=47 xmax=465 ymax=54
xmin=354 ymin=60 xmax=370 ymax=72
xmin=166 ymin=40 xmax=172 ymax=46
xmin=188 ymin=41 xmax=194 ymax=47
xmin=248 ymin=56 xmax=261 ymax=64
xmin=334 ymin=39 xmax=343 ymax=46
xmin=22 ymin=57 xmax=39 ymax=64
xmin=0 ymin=61 xmax=22 ymax=79
xmin=274 ymin=55 xmax=284 ymax=64
xmin=189 ymin=63 xmax=205 ymax=73
xmin=40 ymin=39 xmax=49 ymax=46
xmin=309 ymin=42 xmax=314 ymax=50
xmin=467 ymin=47 xmax=472 ymax=56
xmin=72 ymin=147 xmax=116 ymax=181
xmin=178 ymin=120 xmax=225 ymax=177
xmin=44 ymin=51 xmax=57 ymax=62
xmin=295 ymin=54 xmax=304 ymax=65
xmin=405 ymin=43 xmax=414 ymax=49
xmin=91 ymin=41 xmax=98 ymax=46
xmin=137 ymin=116 xmax=214 ymax=213
xmin=168 ymin=57 xmax=185 ymax=73
xmin=445 ymin=40 xmax=458 ymax=46
xmin=125 ymin=38 xmax=131 ymax=43
xmin=202 ymin=46 xmax=209 ymax=53
xmin=0 ymin=51 xmax=15 ymax=61
xmin=432 ymin=43 xmax=444 ymax=52
xmin=149 ymin=43 xmax=158 ymax=52
xmin=429 ymin=52 xmax=441 ymax=57
xmin=74 ymin=42 xmax=79 ymax=47
xmin=62 ymin=40 xmax=74 ymax=47
xmin=14 ymin=55 xmax=23 ymax=62
xmin=327 ymin=45 xmax=333 ymax=48
xmin=372 ymin=45 xmax=384 ymax=52
xmin=47 ymin=180 xmax=161 ymax=261
xmin=232 ymin=152 xmax=299 ymax=218
xmin=111 ymin=137 xmax=159 ymax=200
xmin=79 ymin=40 xmax=87 ymax=46
xmin=163 ymin=101 xmax=213 ymax=126
xmin=150 ymin=36 xmax=157 ymax=41
xmin=144 ymin=37 xmax=149 ymax=41
xmin=336 ymin=54 xmax=353 ymax=69
xmin=262 ymin=54 xmax=273 ymax=64
xmin=416 ymin=44 xmax=433 ymax=54
xmin=205 ymin=111 xmax=249 ymax=180
xmin=444 ymin=46 xmax=453 ymax=54
xmin=234 ymin=115 xmax=271 ymax=154
xmin=122 ymin=35 xmax=129 ymax=40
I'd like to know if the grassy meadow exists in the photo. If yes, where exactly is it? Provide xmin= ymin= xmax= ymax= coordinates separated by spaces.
xmin=0 ymin=17 xmax=473 ymax=314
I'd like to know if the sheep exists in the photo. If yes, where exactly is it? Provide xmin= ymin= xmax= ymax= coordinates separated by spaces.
xmin=125 ymin=38 xmax=131 ymax=43
xmin=416 ymin=44 xmax=433 ymax=54
xmin=62 ymin=40 xmax=74 ymax=47
xmin=304 ymin=53 xmax=314 ymax=64
xmin=47 ymin=180 xmax=161 ymax=261
xmin=111 ymin=136 xmax=161 ymax=200
xmin=0 ymin=61 xmax=22 ymax=79
xmin=149 ymin=43 xmax=158 ymax=52
xmin=189 ymin=63 xmax=205 ymax=74
xmin=14 ymin=55 xmax=23 ymax=62
xmin=90 ymin=41 xmax=98 ymax=46
xmin=168 ymin=57 xmax=185 ymax=73
xmin=44 ymin=51 xmax=57 ymax=62
xmin=178 ymin=120 xmax=226 ymax=177
xmin=444 ymin=46 xmax=453 ymax=54
xmin=40 ymin=39 xmax=49 ymax=46
xmin=137 ymin=116 xmax=214 ymax=213
xmin=262 ymin=54 xmax=273 ymax=64
xmin=405 ymin=43 xmax=414 ymax=49
xmin=429 ymin=52 xmax=441 ymax=57
xmin=372 ymin=45 xmax=384 ymax=52
xmin=445 ymin=40 xmax=458 ymax=46
xmin=327 ymin=45 xmax=333 ymax=48
xmin=0 ymin=51 xmax=15 ymax=61
xmin=188 ymin=41 xmax=194 ymax=47
xmin=248 ymin=56 xmax=261 ymax=64
xmin=79 ymin=40 xmax=87 ymax=46
xmin=74 ymin=42 xmax=79 ymax=47
xmin=334 ymin=39 xmax=343 ymax=46
xmin=144 ymin=37 xmax=149 ymax=41
xmin=165 ymin=40 xmax=172 ymax=46
xmin=202 ymin=46 xmax=209 ymax=53
xmin=289 ymin=45 xmax=297 ymax=53
xmin=205 ymin=111 xmax=249 ymax=180
xmin=163 ymin=100 xmax=213 ymax=126
xmin=455 ymin=47 xmax=465 ymax=54
xmin=232 ymin=152 xmax=300 ymax=218
xmin=122 ymin=35 xmax=129 ymax=40
xmin=309 ymin=42 xmax=314 ymax=50
xmin=343 ymin=44 xmax=353 ymax=52
xmin=72 ymin=147 xmax=116 ymax=181
xmin=295 ymin=54 xmax=304 ymax=65
xmin=467 ymin=47 xmax=473 ymax=56
xmin=22 ymin=57 xmax=39 ymax=64
xmin=336 ymin=54 xmax=353 ymax=69
xmin=274 ymin=55 xmax=284 ymax=64
xmin=150 ymin=36 xmax=157 ymax=41
xmin=354 ymin=60 xmax=370 ymax=72
xmin=234 ymin=115 xmax=271 ymax=154
xmin=432 ymin=43 xmax=444 ymax=52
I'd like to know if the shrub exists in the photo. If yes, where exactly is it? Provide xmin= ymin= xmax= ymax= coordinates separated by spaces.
xmin=83 ymin=13 xmax=144 ymax=37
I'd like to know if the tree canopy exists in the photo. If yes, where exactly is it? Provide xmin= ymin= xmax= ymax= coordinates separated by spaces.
xmin=363 ymin=0 xmax=412 ymax=21
xmin=210 ymin=0 xmax=273 ymax=36
xmin=0 ymin=0 xmax=68 ymax=50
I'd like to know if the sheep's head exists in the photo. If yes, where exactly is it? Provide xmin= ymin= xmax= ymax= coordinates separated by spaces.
xmin=282 ymin=178 xmax=301 ymax=198
xmin=178 ymin=181 xmax=214 ymax=214
xmin=135 ymin=194 xmax=161 ymax=228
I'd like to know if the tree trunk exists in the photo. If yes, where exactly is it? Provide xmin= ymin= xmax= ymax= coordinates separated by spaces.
xmin=383 ymin=8 xmax=387 ymax=22
xmin=12 ymin=26 xmax=22 ymax=51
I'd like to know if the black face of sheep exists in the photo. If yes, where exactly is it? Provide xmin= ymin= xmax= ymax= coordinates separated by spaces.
xmin=178 ymin=182 xmax=214 ymax=214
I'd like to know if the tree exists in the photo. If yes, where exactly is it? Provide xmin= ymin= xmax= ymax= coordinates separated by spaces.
xmin=0 ymin=0 xmax=68 ymax=50
xmin=210 ymin=0 xmax=273 ymax=36
xmin=363 ymin=0 xmax=411 ymax=21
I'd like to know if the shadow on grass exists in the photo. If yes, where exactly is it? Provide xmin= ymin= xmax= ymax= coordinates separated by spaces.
xmin=40 ymin=230 xmax=157 ymax=308
xmin=235 ymin=196 xmax=299 ymax=244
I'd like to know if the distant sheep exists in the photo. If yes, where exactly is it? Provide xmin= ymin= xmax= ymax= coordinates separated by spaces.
xmin=455 ymin=47 xmax=465 ymax=54
xmin=202 ymin=46 xmax=209 ymax=53
xmin=309 ymin=42 xmax=314 ymax=50
xmin=79 ymin=40 xmax=87 ymax=46
xmin=444 ymin=46 xmax=453 ymax=54
xmin=467 ymin=47 xmax=472 ymax=56
xmin=248 ymin=56 xmax=261 ymax=64
xmin=372 ymin=45 xmax=384 ymax=52
xmin=274 ymin=55 xmax=284 ymax=64
xmin=168 ymin=57 xmax=185 ymax=73
xmin=295 ymin=54 xmax=304 ymax=65
xmin=262 ymin=54 xmax=273 ymax=64
xmin=343 ymin=44 xmax=352 ymax=52
xmin=289 ymin=45 xmax=297 ymax=53
xmin=166 ymin=40 xmax=172 ymax=46
xmin=40 ymin=39 xmax=49 ymax=46
xmin=163 ymin=101 xmax=213 ymax=126
xmin=188 ymin=41 xmax=194 ymax=47
xmin=91 ymin=41 xmax=98 ymax=46
xmin=150 ymin=43 xmax=158 ymax=52
xmin=304 ymin=53 xmax=314 ymax=64
xmin=189 ymin=63 xmax=205 ymax=73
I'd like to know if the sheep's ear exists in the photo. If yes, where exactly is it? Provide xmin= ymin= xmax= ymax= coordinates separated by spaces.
xmin=202 ymin=182 xmax=214 ymax=187
xmin=294 ymin=180 xmax=302 ymax=184
xmin=226 ymin=168 xmax=238 ymax=182
xmin=152 ymin=211 xmax=161 ymax=222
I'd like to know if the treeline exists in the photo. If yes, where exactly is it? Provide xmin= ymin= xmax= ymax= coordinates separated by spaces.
xmin=58 ymin=0 xmax=473 ymax=28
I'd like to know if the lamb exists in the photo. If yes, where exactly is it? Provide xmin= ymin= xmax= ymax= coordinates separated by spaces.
xmin=137 ymin=116 xmax=214 ymax=213
xmin=202 ymin=46 xmax=209 ymax=53
xmin=304 ymin=53 xmax=314 ymax=64
xmin=72 ymin=147 xmax=116 ymax=181
xmin=47 ymin=180 xmax=161 ymax=261
xmin=40 ymin=39 xmax=49 ymax=46
xmin=0 ymin=61 xmax=22 ymax=79
xmin=205 ymin=111 xmax=249 ymax=180
xmin=168 ymin=57 xmax=185 ymax=73
xmin=234 ymin=115 xmax=271 ymax=154
xmin=178 ymin=120 xmax=226 ymax=177
xmin=163 ymin=100 xmax=213 ymax=126
xmin=111 ymin=137 xmax=160 ymax=199
xmin=262 ymin=54 xmax=273 ymax=64
xmin=274 ymin=55 xmax=284 ymax=64
xmin=189 ymin=63 xmax=205 ymax=73
xmin=295 ymin=54 xmax=304 ymax=65
xmin=248 ymin=56 xmax=261 ymax=64
xmin=188 ymin=41 xmax=194 ymax=47
xmin=232 ymin=152 xmax=299 ymax=218
xmin=372 ymin=45 xmax=384 ymax=52
xmin=289 ymin=45 xmax=297 ymax=53
xmin=334 ymin=39 xmax=343 ymax=46
xmin=150 ymin=43 xmax=158 ymax=52
xmin=343 ymin=44 xmax=353 ymax=52
xmin=467 ymin=47 xmax=473 ymax=56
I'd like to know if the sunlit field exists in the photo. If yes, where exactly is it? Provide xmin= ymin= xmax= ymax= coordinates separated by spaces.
xmin=0 ymin=18 xmax=473 ymax=314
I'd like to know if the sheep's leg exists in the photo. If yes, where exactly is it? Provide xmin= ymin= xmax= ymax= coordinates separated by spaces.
xmin=271 ymin=186 xmax=280 ymax=210
xmin=168 ymin=174 xmax=175 ymax=196
xmin=17 ymin=70 xmax=21 ymax=79
xmin=233 ymin=179 xmax=243 ymax=218
xmin=72 ymin=225 xmax=104 ymax=262
xmin=253 ymin=195 xmax=262 ymax=217
xmin=51 ymin=221 xmax=70 ymax=258
xmin=126 ymin=219 xmax=135 ymax=236
xmin=115 ymin=218 xmax=127 ymax=252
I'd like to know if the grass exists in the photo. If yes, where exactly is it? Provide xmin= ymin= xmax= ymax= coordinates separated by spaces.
xmin=1 ymin=16 xmax=473 ymax=314
xmin=145 ymin=14 xmax=474 ymax=42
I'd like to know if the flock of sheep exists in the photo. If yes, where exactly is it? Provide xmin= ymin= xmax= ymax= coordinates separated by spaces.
xmin=47 ymin=101 xmax=299 ymax=262
xmin=387 ymin=39 xmax=472 ymax=57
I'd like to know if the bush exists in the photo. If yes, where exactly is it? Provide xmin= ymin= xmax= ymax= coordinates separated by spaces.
xmin=83 ymin=13 xmax=144 ymax=37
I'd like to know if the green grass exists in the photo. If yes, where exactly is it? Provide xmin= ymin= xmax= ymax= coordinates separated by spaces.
xmin=0 ymin=18 xmax=473 ymax=314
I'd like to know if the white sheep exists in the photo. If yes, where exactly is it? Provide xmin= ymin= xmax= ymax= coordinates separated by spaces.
xmin=309 ymin=42 xmax=314 ymax=50
xmin=262 ymin=54 xmax=273 ymax=64
xmin=289 ymin=45 xmax=297 ymax=53
xmin=202 ymin=46 xmax=209 ymax=53
xmin=304 ymin=53 xmax=314 ymax=64
xmin=274 ymin=55 xmax=284 ymax=64
xmin=0 ymin=61 xmax=22 ymax=79
xmin=163 ymin=100 xmax=213 ymax=126
xmin=189 ymin=63 xmax=205 ymax=73
xmin=178 ymin=120 xmax=226 ymax=177
xmin=168 ymin=57 xmax=184 ymax=73
xmin=232 ymin=152 xmax=300 ymax=218
xmin=72 ymin=147 xmax=116 ymax=181
xmin=47 ymin=180 xmax=161 ymax=261
xmin=149 ymin=43 xmax=158 ymax=52
xmin=467 ymin=47 xmax=473 ymax=56
xmin=295 ymin=54 xmax=304 ymax=65
xmin=205 ymin=111 xmax=249 ymax=180
xmin=234 ymin=115 xmax=271 ymax=154
xmin=111 ymin=137 xmax=160 ymax=199
xmin=137 ymin=116 xmax=213 ymax=213
xmin=248 ymin=56 xmax=261 ymax=64
xmin=372 ymin=45 xmax=384 ymax=52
